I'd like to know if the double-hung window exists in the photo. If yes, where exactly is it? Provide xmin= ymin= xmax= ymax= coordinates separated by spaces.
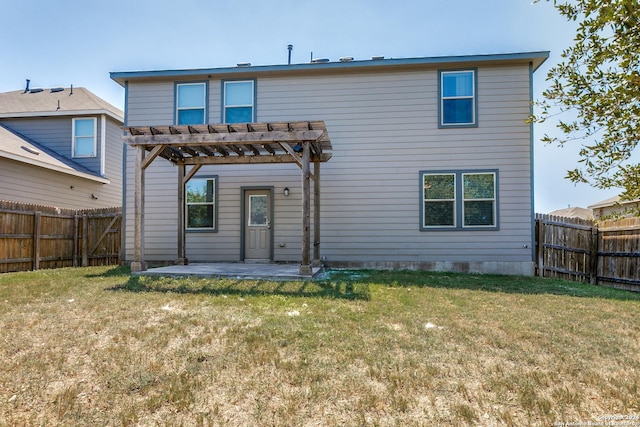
xmin=439 ymin=70 xmax=477 ymax=127
xmin=223 ymin=80 xmax=254 ymax=123
xmin=72 ymin=117 xmax=97 ymax=157
xmin=186 ymin=177 xmax=217 ymax=230
xmin=176 ymin=82 xmax=206 ymax=125
xmin=421 ymin=170 xmax=497 ymax=230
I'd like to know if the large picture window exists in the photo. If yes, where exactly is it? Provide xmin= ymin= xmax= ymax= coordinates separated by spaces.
xmin=176 ymin=82 xmax=206 ymax=125
xmin=72 ymin=117 xmax=96 ymax=157
xmin=224 ymin=80 xmax=254 ymax=123
xmin=439 ymin=70 xmax=477 ymax=127
xmin=186 ymin=177 xmax=217 ymax=230
xmin=421 ymin=170 xmax=497 ymax=230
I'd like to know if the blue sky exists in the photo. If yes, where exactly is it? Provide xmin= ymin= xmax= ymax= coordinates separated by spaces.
xmin=0 ymin=0 xmax=622 ymax=213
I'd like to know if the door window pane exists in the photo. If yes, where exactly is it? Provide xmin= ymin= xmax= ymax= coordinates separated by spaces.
xmin=249 ymin=195 xmax=267 ymax=226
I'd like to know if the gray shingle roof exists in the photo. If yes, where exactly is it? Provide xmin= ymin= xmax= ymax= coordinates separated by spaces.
xmin=0 ymin=87 xmax=122 ymax=121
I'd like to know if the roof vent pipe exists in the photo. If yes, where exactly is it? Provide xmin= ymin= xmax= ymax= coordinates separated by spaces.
xmin=70 ymin=84 xmax=73 ymax=95
xmin=24 ymin=79 xmax=30 ymax=93
xmin=287 ymin=44 xmax=293 ymax=65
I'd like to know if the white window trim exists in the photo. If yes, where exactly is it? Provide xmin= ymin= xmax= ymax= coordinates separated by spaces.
xmin=223 ymin=80 xmax=255 ymax=123
xmin=72 ymin=117 xmax=97 ymax=158
xmin=176 ymin=82 xmax=207 ymax=125
xmin=100 ymin=115 xmax=106 ymax=175
xmin=422 ymin=172 xmax=457 ymax=229
xmin=461 ymin=172 xmax=497 ymax=228
xmin=186 ymin=177 xmax=217 ymax=231
xmin=440 ymin=70 xmax=476 ymax=127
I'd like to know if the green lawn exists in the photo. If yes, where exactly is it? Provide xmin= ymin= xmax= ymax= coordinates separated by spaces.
xmin=1 ymin=266 xmax=639 ymax=426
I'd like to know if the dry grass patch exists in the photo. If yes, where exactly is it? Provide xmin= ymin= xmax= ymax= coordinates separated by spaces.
xmin=0 ymin=266 xmax=639 ymax=426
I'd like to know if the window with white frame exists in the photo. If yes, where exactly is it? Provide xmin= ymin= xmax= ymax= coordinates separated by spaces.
xmin=421 ymin=170 xmax=497 ymax=230
xmin=186 ymin=177 xmax=217 ymax=230
xmin=72 ymin=117 xmax=97 ymax=157
xmin=176 ymin=82 xmax=206 ymax=125
xmin=223 ymin=80 xmax=254 ymax=123
xmin=439 ymin=70 xmax=476 ymax=127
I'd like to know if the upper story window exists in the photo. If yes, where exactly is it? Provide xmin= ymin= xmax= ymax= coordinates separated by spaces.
xmin=176 ymin=82 xmax=206 ymax=125
xmin=186 ymin=176 xmax=217 ymax=231
xmin=224 ymin=80 xmax=254 ymax=123
xmin=72 ymin=117 xmax=96 ymax=157
xmin=439 ymin=70 xmax=477 ymax=127
xmin=421 ymin=170 xmax=497 ymax=230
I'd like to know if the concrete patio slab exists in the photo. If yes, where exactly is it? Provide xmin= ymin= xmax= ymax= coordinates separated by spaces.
xmin=134 ymin=263 xmax=323 ymax=281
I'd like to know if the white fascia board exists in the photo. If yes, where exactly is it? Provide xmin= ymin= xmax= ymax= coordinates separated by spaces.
xmin=0 ymin=109 xmax=123 ymax=123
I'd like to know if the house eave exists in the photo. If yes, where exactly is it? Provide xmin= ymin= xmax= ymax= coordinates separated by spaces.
xmin=110 ymin=51 xmax=550 ymax=85
xmin=0 ymin=109 xmax=123 ymax=123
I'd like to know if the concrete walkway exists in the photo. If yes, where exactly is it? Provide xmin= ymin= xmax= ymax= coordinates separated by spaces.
xmin=135 ymin=263 xmax=323 ymax=281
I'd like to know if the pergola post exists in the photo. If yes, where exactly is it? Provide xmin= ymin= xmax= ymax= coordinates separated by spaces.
xmin=131 ymin=145 xmax=147 ymax=272
xmin=176 ymin=163 xmax=187 ymax=265
xmin=299 ymin=141 xmax=312 ymax=275
xmin=313 ymin=159 xmax=321 ymax=267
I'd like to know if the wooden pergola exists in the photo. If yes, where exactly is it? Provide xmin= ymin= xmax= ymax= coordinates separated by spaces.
xmin=124 ymin=121 xmax=332 ymax=276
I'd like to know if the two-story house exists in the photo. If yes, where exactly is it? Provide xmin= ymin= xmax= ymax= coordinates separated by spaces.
xmin=0 ymin=83 xmax=124 ymax=209
xmin=111 ymin=51 xmax=548 ymax=275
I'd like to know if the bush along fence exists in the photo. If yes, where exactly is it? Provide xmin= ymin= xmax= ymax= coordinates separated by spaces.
xmin=0 ymin=200 xmax=121 ymax=273
xmin=535 ymin=214 xmax=640 ymax=292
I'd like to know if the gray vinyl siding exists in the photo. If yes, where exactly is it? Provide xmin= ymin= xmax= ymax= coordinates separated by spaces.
xmin=0 ymin=116 xmax=123 ymax=209
xmin=100 ymin=115 xmax=124 ymax=206
xmin=2 ymin=116 xmax=104 ymax=176
xmin=0 ymin=156 xmax=118 ymax=210
xmin=122 ymin=64 xmax=535 ymax=271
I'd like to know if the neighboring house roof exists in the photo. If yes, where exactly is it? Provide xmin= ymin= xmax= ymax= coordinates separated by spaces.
xmin=0 ymin=123 xmax=109 ymax=183
xmin=110 ymin=51 xmax=550 ymax=85
xmin=0 ymin=87 xmax=123 ymax=121
xmin=548 ymin=206 xmax=593 ymax=220
xmin=588 ymin=195 xmax=640 ymax=211
xmin=588 ymin=195 xmax=623 ymax=209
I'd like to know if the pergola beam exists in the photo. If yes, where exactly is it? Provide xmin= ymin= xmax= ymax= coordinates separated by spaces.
xmin=125 ymin=130 xmax=324 ymax=146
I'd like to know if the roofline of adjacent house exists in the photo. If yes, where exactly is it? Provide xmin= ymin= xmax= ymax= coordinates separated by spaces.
xmin=0 ymin=149 xmax=111 ymax=184
xmin=110 ymin=51 xmax=550 ymax=86
xmin=0 ymin=109 xmax=123 ymax=122
xmin=588 ymin=196 xmax=640 ymax=209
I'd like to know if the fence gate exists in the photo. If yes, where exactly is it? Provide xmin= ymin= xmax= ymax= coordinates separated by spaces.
xmin=0 ymin=201 xmax=121 ymax=273
xmin=535 ymin=214 xmax=640 ymax=292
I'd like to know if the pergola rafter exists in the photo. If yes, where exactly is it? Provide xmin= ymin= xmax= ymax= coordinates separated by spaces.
xmin=125 ymin=120 xmax=332 ymax=276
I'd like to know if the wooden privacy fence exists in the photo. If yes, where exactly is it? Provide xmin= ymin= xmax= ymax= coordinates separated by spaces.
xmin=0 ymin=201 xmax=121 ymax=273
xmin=535 ymin=214 xmax=640 ymax=291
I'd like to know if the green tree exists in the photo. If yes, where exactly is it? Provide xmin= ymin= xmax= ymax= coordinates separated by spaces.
xmin=532 ymin=0 xmax=640 ymax=203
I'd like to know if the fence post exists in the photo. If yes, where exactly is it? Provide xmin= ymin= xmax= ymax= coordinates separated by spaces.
xmin=589 ymin=225 xmax=598 ymax=285
xmin=536 ymin=215 xmax=545 ymax=277
xmin=33 ymin=211 xmax=41 ymax=271
xmin=82 ymin=213 xmax=89 ymax=267
xmin=73 ymin=214 xmax=79 ymax=267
